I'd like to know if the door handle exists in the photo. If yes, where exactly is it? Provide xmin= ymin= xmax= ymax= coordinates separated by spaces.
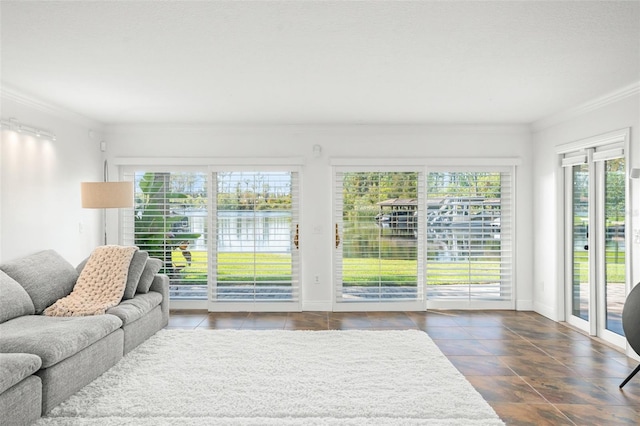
xmin=584 ymin=245 xmax=589 ymax=251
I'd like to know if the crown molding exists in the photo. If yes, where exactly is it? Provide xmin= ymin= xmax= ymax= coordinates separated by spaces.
xmin=532 ymin=82 xmax=640 ymax=132
xmin=0 ymin=84 xmax=104 ymax=129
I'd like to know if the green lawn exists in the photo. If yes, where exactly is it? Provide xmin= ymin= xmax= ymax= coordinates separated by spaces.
xmin=172 ymin=251 xmax=515 ymax=286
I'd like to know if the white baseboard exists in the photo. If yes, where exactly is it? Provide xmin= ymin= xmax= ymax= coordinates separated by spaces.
xmin=169 ymin=300 xmax=208 ymax=311
xmin=516 ymin=299 xmax=533 ymax=311
xmin=533 ymin=301 xmax=559 ymax=321
xmin=301 ymin=301 xmax=332 ymax=311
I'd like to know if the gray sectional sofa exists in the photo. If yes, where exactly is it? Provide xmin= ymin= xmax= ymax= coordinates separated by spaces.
xmin=0 ymin=249 xmax=169 ymax=426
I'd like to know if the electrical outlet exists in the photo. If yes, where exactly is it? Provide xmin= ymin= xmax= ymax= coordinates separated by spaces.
xmin=314 ymin=275 xmax=320 ymax=284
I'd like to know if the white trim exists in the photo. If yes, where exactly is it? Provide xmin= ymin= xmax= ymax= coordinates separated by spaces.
xmin=169 ymin=300 xmax=208 ymax=311
xmin=426 ymin=300 xmax=514 ymax=310
xmin=113 ymin=156 xmax=305 ymax=167
xmin=208 ymin=302 xmax=301 ymax=312
xmin=301 ymin=301 xmax=332 ymax=311
xmin=0 ymin=85 xmax=104 ymax=129
xmin=561 ymin=155 xmax=588 ymax=167
xmin=106 ymin=123 xmax=532 ymax=134
xmin=556 ymin=128 xmax=630 ymax=155
xmin=330 ymin=157 xmax=522 ymax=167
xmin=516 ymin=299 xmax=533 ymax=311
xmin=593 ymin=148 xmax=625 ymax=162
xmin=532 ymin=82 xmax=640 ymax=132
xmin=332 ymin=301 xmax=425 ymax=312
xmin=534 ymin=301 xmax=559 ymax=321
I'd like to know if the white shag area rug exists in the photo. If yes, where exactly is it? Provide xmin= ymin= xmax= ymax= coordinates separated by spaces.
xmin=37 ymin=329 xmax=504 ymax=425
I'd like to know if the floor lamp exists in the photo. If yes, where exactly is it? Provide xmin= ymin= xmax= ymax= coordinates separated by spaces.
xmin=81 ymin=172 xmax=134 ymax=245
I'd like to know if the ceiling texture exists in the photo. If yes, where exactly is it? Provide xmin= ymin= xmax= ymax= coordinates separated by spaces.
xmin=1 ymin=1 xmax=639 ymax=125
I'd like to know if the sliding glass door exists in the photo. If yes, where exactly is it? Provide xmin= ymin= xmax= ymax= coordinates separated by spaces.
xmin=332 ymin=164 xmax=515 ymax=311
xmin=122 ymin=169 xmax=209 ymax=300
xmin=211 ymin=170 xmax=300 ymax=311
xmin=425 ymin=169 xmax=514 ymax=309
xmin=561 ymin=130 xmax=629 ymax=348
xmin=333 ymin=168 xmax=424 ymax=310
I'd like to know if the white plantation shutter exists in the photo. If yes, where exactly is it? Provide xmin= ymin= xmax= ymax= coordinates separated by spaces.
xmin=426 ymin=169 xmax=514 ymax=307
xmin=212 ymin=170 xmax=300 ymax=307
xmin=333 ymin=168 xmax=425 ymax=309
xmin=121 ymin=168 xmax=209 ymax=300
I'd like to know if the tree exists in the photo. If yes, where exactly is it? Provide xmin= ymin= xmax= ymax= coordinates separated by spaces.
xmin=134 ymin=172 xmax=202 ymax=279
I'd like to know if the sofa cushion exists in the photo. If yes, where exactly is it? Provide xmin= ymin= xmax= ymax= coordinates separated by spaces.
xmin=0 ymin=271 xmax=35 ymax=323
xmin=122 ymin=250 xmax=148 ymax=300
xmin=0 ymin=353 xmax=42 ymax=394
xmin=0 ymin=314 xmax=122 ymax=368
xmin=76 ymin=257 xmax=88 ymax=275
xmin=136 ymin=257 xmax=163 ymax=294
xmin=106 ymin=291 xmax=163 ymax=325
xmin=0 ymin=250 xmax=78 ymax=314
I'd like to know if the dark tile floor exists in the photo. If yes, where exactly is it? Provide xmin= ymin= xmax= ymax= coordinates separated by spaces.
xmin=168 ymin=310 xmax=640 ymax=425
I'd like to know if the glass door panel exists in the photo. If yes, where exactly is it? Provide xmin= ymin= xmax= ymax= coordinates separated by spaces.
xmin=334 ymin=171 xmax=421 ymax=305
xmin=562 ymin=130 xmax=629 ymax=348
xmin=571 ymin=164 xmax=589 ymax=321
xmin=603 ymin=158 xmax=626 ymax=335
xmin=426 ymin=170 xmax=514 ymax=307
xmin=214 ymin=171 xmax=297 ymax=302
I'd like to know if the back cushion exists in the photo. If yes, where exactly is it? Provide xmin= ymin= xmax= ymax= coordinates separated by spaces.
xmin=122 ymin=250 xmax=149 ymax=299
xmin=0 ymin=250 xmax=78 ymax=314
xmin=0 ymin=270 xmax=35 ymax=323
xmin=136 ymin=257 xmax=163 ymax=294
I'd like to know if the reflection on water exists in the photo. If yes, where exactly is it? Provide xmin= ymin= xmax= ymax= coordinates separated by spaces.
xmin=217 ymin=211 xmax=292 ymax=252
xmin=212 ymin=212 xmax=513 ymax=262
xmin=343 ymin=220 xmax=417 ymax=259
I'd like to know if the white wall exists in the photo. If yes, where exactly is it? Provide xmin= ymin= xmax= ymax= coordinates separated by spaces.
xmin=0 ymin=95 xmax=104 ymax=264
xmin=106 ymin=124 xmax=533 ymax=311
xmin=532 ymin=93 xmax=640 ymax=321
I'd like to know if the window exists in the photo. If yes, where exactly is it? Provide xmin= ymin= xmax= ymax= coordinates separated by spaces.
xmin=560 ymin=129 xmax=629 ymax=348
xmin=122 ymin=169 xmax=208 ymax=300
xmin=212 ymin=170 xmax=300 ymax=307
xmin=122 ymin=166 xmax=301 ymax=310
xmin=426 ymin=169 xmax=514 ymax=308
xmin=333 ymin=168 xmax=424 ymax=310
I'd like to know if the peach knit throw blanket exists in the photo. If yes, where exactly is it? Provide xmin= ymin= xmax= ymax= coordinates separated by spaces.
xmin=44 ymin=245 xmax=138 ymax=317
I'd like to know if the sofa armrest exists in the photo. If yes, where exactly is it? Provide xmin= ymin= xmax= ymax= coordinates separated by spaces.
xmin=149 ymin=274 xmax=169 ymax=327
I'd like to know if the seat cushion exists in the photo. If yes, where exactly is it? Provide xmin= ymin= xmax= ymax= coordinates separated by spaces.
xmin=0 ymin=353 xmax=42 ymax=394
xmin=106 ymin=292 xmax=162 ymax=326
xmin=0 ymin=315 xmax=122 ymax=368
xmin=0 ymin=250 xmax=78 ymax=314
xmin=0 ymin=271 xmax=35 ymax=323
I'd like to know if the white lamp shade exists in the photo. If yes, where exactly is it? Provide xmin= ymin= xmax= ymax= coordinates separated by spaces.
xmin=81 ymin=182 xmax=134 ymax=208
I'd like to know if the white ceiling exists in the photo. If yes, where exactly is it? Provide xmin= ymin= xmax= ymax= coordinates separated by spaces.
xmin=1 ymin=1 xmax=639 ymax=125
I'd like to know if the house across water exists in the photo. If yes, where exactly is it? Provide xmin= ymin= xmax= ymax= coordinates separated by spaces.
xmin=375 ymin=198 xmax=418 ymax=230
